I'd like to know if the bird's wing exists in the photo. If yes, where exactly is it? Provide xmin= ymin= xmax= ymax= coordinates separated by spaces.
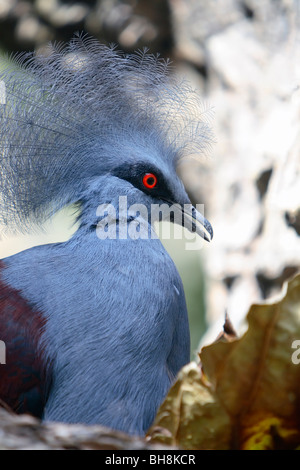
xmin=0 ymin=260 xmax=51 ymax=417
xmin=166 ymin=280 xmax=191 ymax=380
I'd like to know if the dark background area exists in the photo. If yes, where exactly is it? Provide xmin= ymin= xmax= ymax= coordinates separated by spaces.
xmin=0 ymin=0 xmax=173 ymax=56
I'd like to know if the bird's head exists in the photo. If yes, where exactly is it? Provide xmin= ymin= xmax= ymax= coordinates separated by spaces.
xmin=110 ymin=156 xmax=213 ymax=242
xmin=0 ymin=35 xmax=213 ymax=241
xmin=78 ymin=135 xmax=213 ymax=242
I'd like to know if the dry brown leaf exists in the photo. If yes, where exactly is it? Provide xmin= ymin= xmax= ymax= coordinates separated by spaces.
xmin=148 ymin=273 xmax=300 ymax=449
xmin=148 ymin=362 xmax=231 ymax=450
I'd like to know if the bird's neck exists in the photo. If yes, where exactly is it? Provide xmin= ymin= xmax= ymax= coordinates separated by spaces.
xmin=75 ymin=193 xmax=159 ymax=242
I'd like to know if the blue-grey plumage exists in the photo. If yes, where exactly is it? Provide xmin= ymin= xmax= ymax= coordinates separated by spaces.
xmin=2 ymin=228 xmax=189 ymax=434
xmin=0 ymin=35 xmax=213 ymax=435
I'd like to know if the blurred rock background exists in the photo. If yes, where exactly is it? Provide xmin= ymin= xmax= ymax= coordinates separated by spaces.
xmin=0 ymin=0 xmax=299 ymax=351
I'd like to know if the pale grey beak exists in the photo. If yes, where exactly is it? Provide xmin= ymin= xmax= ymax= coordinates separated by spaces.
xmin=161 ymin=200 xmax=213 ymax=242
xmin=188 ymin=205 xmax=213 ymax=242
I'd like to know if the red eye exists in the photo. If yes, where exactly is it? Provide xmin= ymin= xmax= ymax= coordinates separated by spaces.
xmin=142 ymin=173 xmax=157 ymax=189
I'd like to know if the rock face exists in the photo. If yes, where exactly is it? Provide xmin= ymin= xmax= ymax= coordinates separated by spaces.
xmin=170 ymin=0 xmax=300 ymax=341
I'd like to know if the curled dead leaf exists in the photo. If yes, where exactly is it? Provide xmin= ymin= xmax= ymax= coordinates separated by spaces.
xmin=148 ymin=273 xmax=300 ymax=450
